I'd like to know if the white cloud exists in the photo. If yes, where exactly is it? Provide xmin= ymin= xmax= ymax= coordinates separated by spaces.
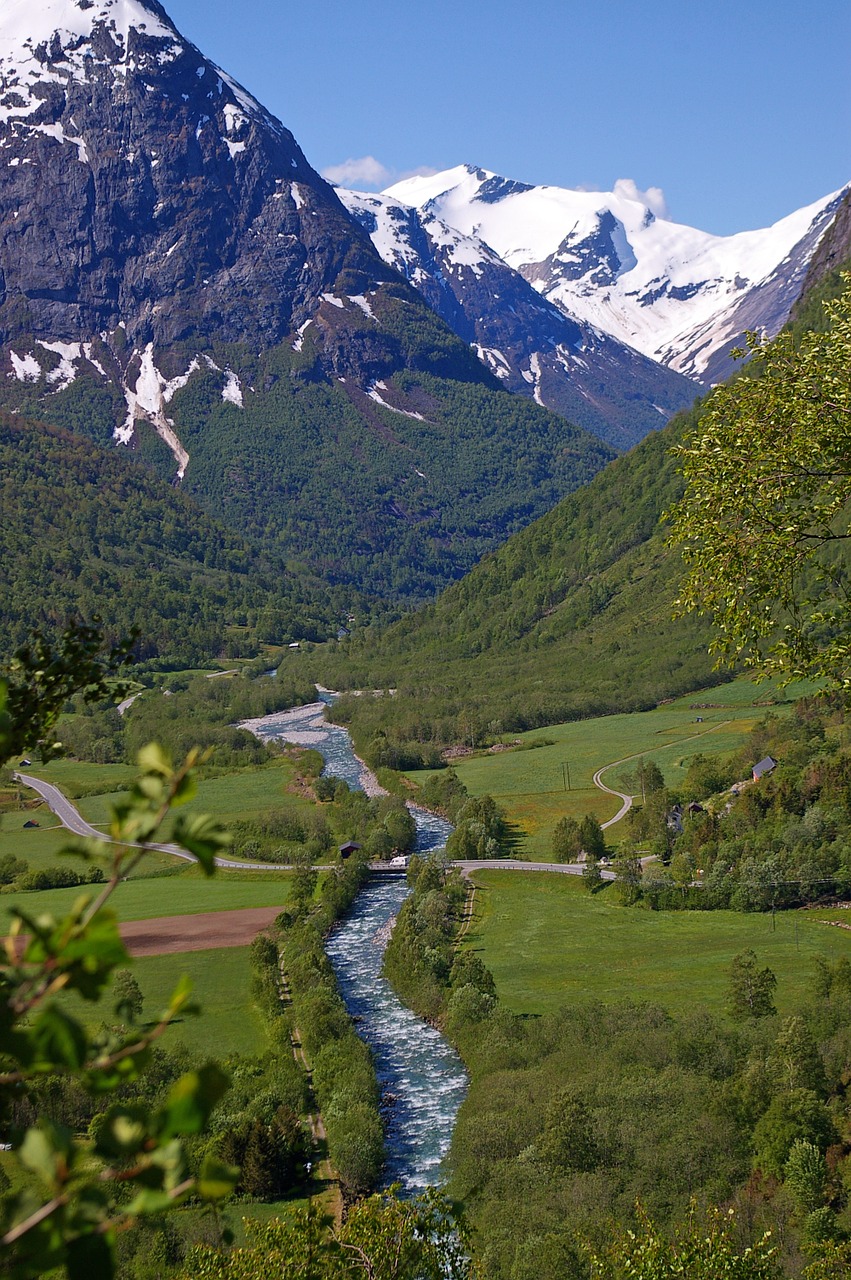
xmin=321 ymin=156 xmax=393 ymax=188
xmin=322 ymin=158 xmax=441 ymax=192
xmin=612 ymin=177 xmax=669 ymax=218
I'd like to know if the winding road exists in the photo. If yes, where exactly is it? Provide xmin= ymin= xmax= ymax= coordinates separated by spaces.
xmin=15 ymin=720 xmax=732 ymax=879
xmin=13 ymin=773 xmax=616 ymax=879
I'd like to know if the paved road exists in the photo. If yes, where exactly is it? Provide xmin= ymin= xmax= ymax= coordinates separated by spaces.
xmin=13 ymin=775 xmax=646 ymax=883
xmin=593 ymin=764 xmax=634 ymax=829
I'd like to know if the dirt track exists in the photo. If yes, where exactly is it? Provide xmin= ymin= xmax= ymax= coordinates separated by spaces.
xmin=119 ymin=906 xmax=282 ymax=957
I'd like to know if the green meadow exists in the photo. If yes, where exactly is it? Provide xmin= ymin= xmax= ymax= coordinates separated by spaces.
xmin=130 ymin=946 xmax=266 ymax=1057
xmin=0 ymin=869 xmax=291 ymax=929
xmin=466 ymin=870 xmax=851 ymax=1018
xmin=417 ymin=675 xmax=812 ymax=858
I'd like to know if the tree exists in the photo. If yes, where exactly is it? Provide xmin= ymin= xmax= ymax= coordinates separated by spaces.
xmin=667 ymin=281 xmax=851 ymax=688
xmin=613 ymin=854 xmax=642 ymax=905
xmin=552 ymin=815 xmax=582 ymax=862
xmin=784 ymin=1139 xmax=828 ymax=1215
xmin=579 ymin=814 xmax=606 ymax=860
xmin=591 ymin=1204 xmax=780 ymax=1279
xmin=0 ymin=632 xmax=237 ymax=1279
xmin=727 ymin=949 xmax=777 ymax=1020
xmin=752 ymin=1089 xmax=835 ymax=1181
xmin=291 ymin=846 xmax=319 ymax=914
xmin=112 ymin=968 xmax=145 ymax=1024
xmin=537 ymin=1088 xmax=600 ymax=1174
xmin=187 ymin=1186 xmax=476 ymax=1280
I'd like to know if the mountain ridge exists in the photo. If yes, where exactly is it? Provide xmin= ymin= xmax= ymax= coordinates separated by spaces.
xmin=384 ymin=163 xmax=849 ymax=384
xmin=338 ymin=186 xmax=697 ymax=451
xmin=0 ymin=0 xmax=614 ymax=606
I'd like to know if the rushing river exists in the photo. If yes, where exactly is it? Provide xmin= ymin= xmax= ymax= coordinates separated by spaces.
xmin=240 ymin=696 xmax=467 ymax=1191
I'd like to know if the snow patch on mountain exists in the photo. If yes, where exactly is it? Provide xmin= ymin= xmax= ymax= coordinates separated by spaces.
xmin=119 ymin=343 xmax=191 ymax=477
xmin=222 ymin=369 xmax=243 ymax=406
xmin=9 ymin=350 xmax=41 ymax=381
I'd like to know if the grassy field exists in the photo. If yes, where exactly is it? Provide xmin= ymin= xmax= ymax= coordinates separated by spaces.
xmin=0 ymin=869 xmax=292 ymax=929
xmin=0 ymin=806 xmax=183 ymax=877
xmin=130 ymin=946 xmax=266 ymax=1057
xmin=411 ymin=675 xmax=812 ymax=858
xmin=70 ymin=758 xmax=312 ymax=829
xmin=466 ymin=870 xmax=851 ymax=1018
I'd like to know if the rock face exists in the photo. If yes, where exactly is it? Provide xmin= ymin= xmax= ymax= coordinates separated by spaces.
xmin=340 ymin=189 xmax=696 ymax=451
xmin=793 ymin=188 xmax=851 ymax=307
xmin=385 ymin=164 xmax=850 ymax=384
xmin=0 ymin=0 xmax=426 ymax=371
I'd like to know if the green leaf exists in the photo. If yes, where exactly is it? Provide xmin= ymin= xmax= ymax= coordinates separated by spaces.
xmin=171 ymin=770 xmax=198 ymax=807
xmin=137 ymin=742 xmax=172 ymax=777
xmin=19 ymin=1121 xmax=73 ymax=1184
xmin=198 ymin=1154 xmax=240 ymax=1202
xmin=91 ymin=1104 xmax=151 ymax=1159
xmin=160 ymin=1064 xmax=230 ymax=1138
xmin=28 ymin=1004 xmax=88 ymax=1070
xmin=171 ymin=813 xmax=232 ymax=875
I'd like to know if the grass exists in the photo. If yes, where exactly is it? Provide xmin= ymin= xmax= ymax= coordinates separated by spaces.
xmin=18 ymin=759 xmax=139 ymax=798
xmin=0 ymin=807 xmax=179 ymax=876
xmin=130 ymin=947 xmax=267 ymax=1057
xmin=73 ymin=757 xmax=313 ymax=829
xmin=411 ymin=675 xmax=812 ymax=858
xmin=0 ymin=868 xmax=292 ymax=928
xmin=466 ymin=870 xmax=851 ymax=1019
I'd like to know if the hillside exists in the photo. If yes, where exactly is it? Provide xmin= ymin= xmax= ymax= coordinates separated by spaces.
xmin=339 ymin=187 xmax=697 ymax=451
xmin=309 ymin=260 xmax=851 ymax=757
xmin=307 ymin=402 xmax=719 ymax=755
xmin=0 ymin=411 xmax=339 ymax=661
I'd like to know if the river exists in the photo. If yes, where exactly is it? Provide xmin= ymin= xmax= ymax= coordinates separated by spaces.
xmin=240 ymin=696 xmax=467 ymax=1192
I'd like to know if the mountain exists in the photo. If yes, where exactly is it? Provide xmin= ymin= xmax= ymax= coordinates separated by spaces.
xmin=385 ymin=165 xmax=849 ymax=385
xmin=338 ymin=188 xmax=697 ymax=451
xmin=0 ymin=0 xmax=612 ymax=604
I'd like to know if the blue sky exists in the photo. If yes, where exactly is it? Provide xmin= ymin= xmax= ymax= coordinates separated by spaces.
xmin=165 ymin=0 xmax=849 ymax=236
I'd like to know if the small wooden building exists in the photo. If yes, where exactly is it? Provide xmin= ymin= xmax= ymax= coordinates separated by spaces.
xmin=339 ymin=841 xmax=362 ymax=859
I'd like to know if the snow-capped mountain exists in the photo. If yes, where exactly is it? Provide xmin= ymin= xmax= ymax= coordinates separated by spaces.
xmin=339 ymin=188 xmax=696 ymax=449
xmin=0 ymin=0 xmax=618 ymax=605
xmin=385 ymin=165 xmax=849 ymax=383
xmin=0 ymin=0 xmax=476 ymax=469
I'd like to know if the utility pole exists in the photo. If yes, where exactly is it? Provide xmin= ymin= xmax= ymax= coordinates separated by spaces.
xmin=562 ymin=762 xmax=571 ymax=791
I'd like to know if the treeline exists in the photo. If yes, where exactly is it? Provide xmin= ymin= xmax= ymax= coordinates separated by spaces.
xmin=447 ymin=963 xmax=851 ymax=1280
xmin=383 ymin=856 xmax=497 ymax=1026
xmin=0 ymin=411 xmax=340 ymax=663
xmin=229 ymin=782 xmax=417 ymax=863
xmin=305 ymin=273 xmax=851 ymax=755
xmin=57 ymin=669 xmax=317 ymax=772
xmin=0 ymin=851 xmax=104 ymax=893
xmin=299 ymin=400 xmax=725 ymax=756
xmin=4 ymin=961 xmax=314 ymax=1278
xmin=622 ymin=695 xmax=851 ymax=912
xmin=263 ymin=853 xmax=386 ymax=1197
xmin=163 ymin=336 xmax=612 ymax=603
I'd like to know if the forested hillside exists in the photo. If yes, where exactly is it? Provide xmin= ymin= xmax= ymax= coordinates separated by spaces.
xmin=0 ymin=412 xmax=339 ymax=662
xmin=310 ymin=265 xmax=851 ymax=758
